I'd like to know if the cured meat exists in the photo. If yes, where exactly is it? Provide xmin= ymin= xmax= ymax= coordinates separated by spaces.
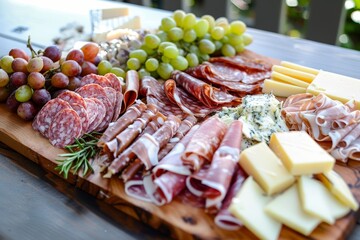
xmin=112 ymin=91 xmax=124 ymax=122
xmin=85 ymin=98 xmax=106 ymax=133
xmin=186 ymin=62 xmax=263 ymax=96
xmin=79 ymin=73 xmax=112 ymax=88
xmin=121 ymin=70 xmax=139 ymax=113
xmin=124 ymin=172 xmax=152 ymax=202
xmin=186 ymin=120 xmax=243 ymax=212
xmin=47 ymin=108 xmax=82 ymax=148
xmin=171 ymin=70 xmax=241 ymax=108
xmin=71 ymin=103 xmax=89 ymax=135
xmin=56 ymin=90 xmax=87 ymax=110
xmin=139 ymin=76 xmax=186 ymax=118
xmin=214 ymin=166 xmax=247 ymax=231
xmin=32 ymin=98 xmax=71 ymax=138
xmin=105 ymin=72 xmax=123 ymax=92
xmin=181 ymin=116 xmax=228 ymax=172
xmin=83 ymin=98 xmax=99 ymax=128
xmin=164 ymin=79 xmax=219 ymax=118
xmin=98 ymin=101 xmax=147 ymax=147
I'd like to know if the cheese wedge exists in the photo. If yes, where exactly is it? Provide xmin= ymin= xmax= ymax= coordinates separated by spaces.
xmin=306 ymin=70 xmax=360 ymax=109
xmin=269 ymin=131 xmax=335 ymax=175
xmin=298 ymin=175 xmax=335 ymax=224
xmin=315 ymin=170 xmax=359 ymax=211
xmin=239 ymin=142 xmax=295 ymax=195
xmin=272 ymin=65 xmax=316 ymax=83
xmin=271 ymin=71 xmax=310 ymax=88
xmin=265 ymin=184 xmax=321 ymax=236
xmin=262 ymin=79 xmax=306 ymax=97
xmin=229 ymin=177 xmax=282 ymax=240
xmin=280 ymin=61 xmax=319 ymax=75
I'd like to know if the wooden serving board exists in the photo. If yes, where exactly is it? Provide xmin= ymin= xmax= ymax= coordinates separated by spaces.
xmin=1 ymin=51 xmax=360 ymax=239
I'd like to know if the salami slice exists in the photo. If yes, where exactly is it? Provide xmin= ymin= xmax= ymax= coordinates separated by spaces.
xmin=86 ymin=98 xmax=106 ymax=133
xmin=71 ymin=103 xmax=89 ymax=135
xmin=105 ymin=72 xmax=123 ymax=92
xmin=112 ymin=91 xmax=124 ymax=122
xmin=48 ymin=108 xmax=82 ymax=148
xmin=83 ymin=98 xmax=100 ymax=128
xmin=80 ymin=73 xmax=112 ymax=88
xmin=121 ymin=70 xmax=139 ymax=113
xmin=56 ymin=90 xmax=87 ymax=109
xmin=32 ymin=98 xmax=71 ymax=138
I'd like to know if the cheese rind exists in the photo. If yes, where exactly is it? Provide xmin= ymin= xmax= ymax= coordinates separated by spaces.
xmin=265 ymin=184 xmax=321 ymax=236
xmin=262 ymin=79 xmax=306 ymax=97
xmin=316 ymin=170 xmax=359 ymax=211
xmin=229 ymin=177 xmax=282 ymax=240
xmin=269 ymin=131 xmax=335 ymax=175
xmin=239 ymin=142 xmax=295 ymax=195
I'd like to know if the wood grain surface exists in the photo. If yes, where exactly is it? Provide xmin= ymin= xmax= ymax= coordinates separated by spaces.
xmin=1 ymin=51 xmax=359 ymax=240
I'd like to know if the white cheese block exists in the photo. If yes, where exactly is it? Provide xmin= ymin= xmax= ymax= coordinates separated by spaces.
xmin=316 ymin=170 xmax=359 ymax=211
xmin=262 ymin=79 xmax=306 ymax=97
xmin=229 ymin=177 xmax=282 ymax=240
xmin=265 ymin=183 xmax=321 ymax=236
xmin=239 ymin=142 xmax=295 ymax=195
xmin=298 ymin=175 xmax=335 ymax=224
xmin=269 ymin=131 xmax=335 ymax=175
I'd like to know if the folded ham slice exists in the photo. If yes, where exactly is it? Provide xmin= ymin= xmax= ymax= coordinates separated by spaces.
xmin=121 ymin=70 xmax=139 ymax=113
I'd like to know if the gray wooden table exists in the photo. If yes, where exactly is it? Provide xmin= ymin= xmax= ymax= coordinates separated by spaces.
xmin=0 ymin=0 xmax=360 ymax=239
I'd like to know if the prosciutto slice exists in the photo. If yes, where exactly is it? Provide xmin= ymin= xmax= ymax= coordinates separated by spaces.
xmin=181 ymin=116 xmax=228 ymax=172
xmin=121 ymin=70 xmax=139 ymax=113
xmin=171 ymin=70 xmax=241 ymax=108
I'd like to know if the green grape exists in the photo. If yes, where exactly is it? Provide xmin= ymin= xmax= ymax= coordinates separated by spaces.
xmin=110 ymin=67 xmax=126 ymax=78
xmin=198 ymin=39 xmax=216 ymax=54
xmin=161 ymin=17 xmax=176 ymax=31
xmin=144 ymin=34 xmax=161 ymax=49
xmin=186 ymin=53 xmax=199 ymax=67
xmin=168 ymin=27 xmax=184 ymax=42
xmin=228 ymin=33 xmax=243 ymax=46
xmin=202 ymin=33 xmax=212 ymax=40
xmin=211 ymin=26 xmax=225 ymax=40
xmin=127 ymin=58 xmax=141 ymax=70
xmin=170 ymin=55 xmax=188 ymax=71
xmin=161 ymin=55 xmax=171 ymax=63
xmin=0 ymin=55 xmax=14 ymax=74
xmin=215 ymin=17 xmax=230 ymax=33
xmin=15 ymin=84 xmax=33 ymax=102
xmin=173 ymin=9 xmax=186 ymax=27
xmin=163 ymin=46 xmax=179 ymax=59
xmin=97 ymin=60 xmax=112 ymax=75
xmin=0 ymin=69 xmax=10 ymax=87
xmin=242 ymin=33 xmax=253 ymax=46
xmin=145 ymin=58 xmax=159 ymax=72
xmin=178 ymin=48 xmax=185 ymax=56
xmin=199 ymin=53 xmax=210 ymax=62
xmin=230 ymin=20 xmax=246 ymax=35
xmin=221 ymin=44 xmax=236 ymax=57
xmin=129 ymin=49 xmax=148 ymax=63
xmin=234 ymin=42 xmax=245 ymax=53
xmin=183 ymin=29 xmax=197 ymax=43
xmin=138 ymin=68 xmax=151 ymax=79
xmin=222 ymin=35 xmax=229 ymax=44
xmin=194 ymin=19 xmax=209 ymax=38
xmin=157 ymin=62 xmax=174 ymax=80
xmin=140 ymin=44 xmax=156 ymax=55
xmin=189 ymin=45 xmax=200 ymax=55
xmin=201 ymin=15 xmax=215 ymax=31
xmin=156 ymin=30 xmax=169 ymax=42
xmin=214 ymin=40 xmax=223 ymax=51
xmin=158 ymin=41 xmax=176 ymax=53
xmin=183 ymin=13 xmax=197 ymax=29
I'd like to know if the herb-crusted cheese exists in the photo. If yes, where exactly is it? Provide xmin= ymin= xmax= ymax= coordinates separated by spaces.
xmin=217 ymin=93 xmax=288 ymax=149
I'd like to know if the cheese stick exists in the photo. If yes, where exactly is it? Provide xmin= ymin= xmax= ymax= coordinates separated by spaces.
xmin=271 ymin=71 xmax=310 ymax=88
xmin=272 ymin=65 xmax=316 ymax=83
xmin=280 ymin=61 xmax=319 ymax=75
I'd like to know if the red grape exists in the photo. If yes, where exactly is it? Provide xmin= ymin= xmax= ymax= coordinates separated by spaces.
xmin=51 ymin=72 xmax=69 ymax=88
xmin=52 ymin=89 xmax=68 ymax=98
xmin=9 ymin=48 xmax=30 ymax=61
xmin=27 ymin=57 xmax=43 ymax=72
xmin=66 ymin=49 xmax=84 ymax=65
xmin=91 ymin=55 xmax=102 ymax=66
xmin=6 ymin=91 xmax=20 ymax=112
xmin=9 ymin=72 xmax=27 ymax=89
xmin=12 ymin=58 xmax=28 ymax=73
xmin=32 ymin=88 xmax=51 ymax=106
xmin=80 ymin=61 xmax=97 ymax=76
xmin=43 ymin=45 xmax=61 ymax=62
xmin=67 ymin=76 xmax=81 ymax=90
xmin=17 ymin=101 xmax=38 ymax=121
xmin=40 ymin=56 xmax=54 ymax=73
xmin=27 ymin=72 xmax=45 ymax=89
xmin=0 ymin=69 xmax=9 ymax=87
xmin=61 ymin=60 xmax=81 ymax=77
xmin=0 ymin=87 xmax=10 ymax=102
xmin=81 ymin=42 xmax=99 ymax=61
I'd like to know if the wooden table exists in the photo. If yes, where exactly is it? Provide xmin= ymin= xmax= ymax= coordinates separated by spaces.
xmin=1 ymin=0 xmax=360 ymax=239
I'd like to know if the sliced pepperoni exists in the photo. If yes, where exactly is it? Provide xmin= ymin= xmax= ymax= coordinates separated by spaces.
xmin=48 ymin=108 xmax=82 ymax=148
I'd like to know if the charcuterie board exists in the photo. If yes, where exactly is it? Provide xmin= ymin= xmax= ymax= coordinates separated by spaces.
xmin=1 ymin=51 xmax=360 ymax=240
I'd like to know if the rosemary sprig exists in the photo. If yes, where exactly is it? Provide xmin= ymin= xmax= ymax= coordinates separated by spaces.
xmin=55 ymin=132 xmax=102 ymax=179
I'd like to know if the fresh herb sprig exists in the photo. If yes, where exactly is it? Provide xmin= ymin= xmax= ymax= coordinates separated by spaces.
xmin=55 ymin=132 xmax=102 ymax=179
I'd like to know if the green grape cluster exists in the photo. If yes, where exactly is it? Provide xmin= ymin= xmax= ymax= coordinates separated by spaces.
xmin=125 ymin=10 xmax=253 ymax=80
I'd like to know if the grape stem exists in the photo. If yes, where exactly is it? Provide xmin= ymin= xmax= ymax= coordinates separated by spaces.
xmin=26 ymin=35 xmax=38 ymax=58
